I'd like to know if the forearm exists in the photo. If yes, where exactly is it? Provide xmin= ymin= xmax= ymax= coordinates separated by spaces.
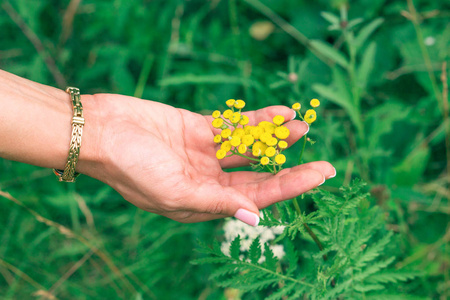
xmin=0 ymin=69 xmax=100 ymax=175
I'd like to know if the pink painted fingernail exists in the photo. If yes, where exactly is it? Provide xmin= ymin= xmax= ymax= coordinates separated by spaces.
xmin=318 ymin=175 xmax=326 ymax=186
xmin=328 ymin=167 xmax=337 ymax=179
xmin=291 ymin=110 xmax=297 ymax=120
xmin=234 ymin=209 xmax=260 ymax=226
xmin=303 ymin=122 xmax=310 ymax=134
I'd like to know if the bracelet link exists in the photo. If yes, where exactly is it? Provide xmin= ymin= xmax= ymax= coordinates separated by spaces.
xmin=54 ymin=87 xmax=84 ymax=182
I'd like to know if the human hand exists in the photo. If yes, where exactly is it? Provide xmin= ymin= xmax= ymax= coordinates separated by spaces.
xmin=79 ymin=94 xmax=335 ymax=226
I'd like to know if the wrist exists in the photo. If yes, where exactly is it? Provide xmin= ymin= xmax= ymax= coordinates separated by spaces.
xmin=74 ymin=94 xmax=108 ymax=180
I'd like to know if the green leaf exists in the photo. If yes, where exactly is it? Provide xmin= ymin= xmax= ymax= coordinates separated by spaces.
xmin=354 ymin=18 xmax=384 ymax=50
xmin=346 ymin=18 xmax=364 ymax=30
xmin=284 ymin=240 xmax=298 ymax=275
xmin=368 ymin=270 xmax=422 ymax=284
xmin=266 ymin=282 xmax=297 ymax=300
xmin=310 ymin=40 xmax=350 ymax=68
xmin=392 ymin=145 xmax=430 ymax=186
xmin=191 ymin=256 xmax=230 ymax=265
xmin=312 ymin=67 xmax=363 ymax=134
xmin=320 ymin=11 xmax=339 ymax=25
xmin=357 ymin=42 xmax=376 ymax=90
xmin=230 ymin=236 xmax=241 ymax=260
xmin=249 ymin=237 xmax=262 ymax=264
xmin=356 ymin=231 xmax=393 ymax=267
xmin=159 ymin=74 xmax=265 ymax=92
xmin=263 ymin=243 xmax=278 ymax=271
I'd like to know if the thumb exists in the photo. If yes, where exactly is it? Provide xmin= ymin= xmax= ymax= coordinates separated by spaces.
xmin=191 ymin=184 xmax=260 ymax=226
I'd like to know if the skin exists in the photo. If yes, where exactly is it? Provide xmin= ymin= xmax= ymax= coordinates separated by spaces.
xmin=0 ymin=69 xmax=335 ymax=223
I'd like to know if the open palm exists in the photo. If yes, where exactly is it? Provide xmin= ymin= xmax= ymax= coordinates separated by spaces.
xmin=86 ymin=94 xmax=335 ymax=225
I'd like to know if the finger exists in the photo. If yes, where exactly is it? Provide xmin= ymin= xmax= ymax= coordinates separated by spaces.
xmin=276 ymin=161 xmax=336 ymax=180
xmin=219 ymin=160 xmax=336 ymax=186
xmin=236 ymin=168 xmax=326 ymax=208
xmin=163 ymin=210 xmax=229 ymax=224
xmin=183 ymin=182 xmax=261 ymax=226
xmin=219 ymin=120 xmax=309 ymax=169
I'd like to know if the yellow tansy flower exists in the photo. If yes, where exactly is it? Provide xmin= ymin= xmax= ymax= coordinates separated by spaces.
xmin=304 ymin=109 xmax=317 ymax=124
xmin=310 ymin=98 xmax=320 ymax=108
xmin=259 ymin=132 xmax=272 ymax=143
xmin=273 ymin=115 xmax=285 ymax=126
xmin=278 ymin=140 xmax=288 ymax=149
xmin=239 ymin=115 xmax=249 ymax=125
xmin=214 ymin=134 xmax=222 ymax=143
xmin=232 ymin=128 xmax=245 ymax=137
xmin=260 ymin=156 xmax=270 ymax=165
xmin=221 ymin=128 xmax=232 ymax=139
xmin=212 ymin=118 xmax=224 ymax=128
xmin=252 ymin=141 xmax=267 ymax=156
xmin=265 ymin=147 xmax=276 ymax=157
xmin=252 ymin=148 xmax=262 ymax=157
xmin=223 ymin=109 xmax=233 ymax=119
xmin=230 ymin=112 xmax=241 ymax=123
xmin=266 ymin=137 xmax=278 ymax=147
xmin=226 ymin=99 xmax=236 ymax=107
xmin=292 ymin=103 xmax=301 ymax=111
xmin=251 ymin=126 xmax=265 ymax=139
xmin=244 ymin=126 xmax=254 ymax=135
xmin=238 ymin=144 xmax=247 ymax=154
xmin=258 ymin=121 xmax=276 ymax=134
xmin=242 ymin=134 xmax=255 ymax=146
xmin=212 ymin=110 xmax=221 ymax=118
xmin=275 ymin=154 xmax=286 ymax=165
xmin=230 ymin=136 xmax=241 ymax=147
xmin=274 ymin=126 xmax=290 ymax=139
xmin=234 ymin=99 xmax=245 ymax=109
xmin=221 ymin=141 xmax=232 ymax=152
xmin=216 ymin=149 xmax=227 ymax=159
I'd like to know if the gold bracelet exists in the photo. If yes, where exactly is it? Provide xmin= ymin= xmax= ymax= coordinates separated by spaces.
xmin=53 ymin=87 xmax=84 ymax=182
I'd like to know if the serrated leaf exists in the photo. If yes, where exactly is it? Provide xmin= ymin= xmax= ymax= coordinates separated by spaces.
xmin=353 ymin=283 xmax=384 ymax=292
xmin=354 ymin=257 xmax=396 ymax=281
xmin=368 ymin=270 xmax=422 ymax=284
xmin=230 ymin=235 xmax=241 ymax=260
xmin=209 ymin=264 xmax=240 ymax=280
xmin=266 ymin=282 xmax=297 ymax=300
xmin=190 ymin=256 xmax=230 ymax=265
xmin=284 ymin=240 xmax=298 ymax=275
xmin=249 ymin=237 xmax=262 ymax=264
xmin=263 ymin=243 xmax=278 ymax=271
xmin=356 ymin=231 xmax=393 ymax=267
xmin=310 ymin=40 xmax=349 ymax=68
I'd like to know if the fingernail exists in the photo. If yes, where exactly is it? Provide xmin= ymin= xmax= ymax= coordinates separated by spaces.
xmin=303 ymin=121 xmax=310 ymax=134
xmin=328 ymin=167 xmax=337 ymax=179
xmin=290 ymin=110 xmax=296 ymax=120
xmin=318 ymin=175 xmax=326 ymax=186
xmin=234 ymin=209 xmax=260 ymax=226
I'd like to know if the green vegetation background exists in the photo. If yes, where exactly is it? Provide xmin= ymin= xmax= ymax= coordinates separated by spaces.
xmin=0 ymin=0 xmax=448 ymax=299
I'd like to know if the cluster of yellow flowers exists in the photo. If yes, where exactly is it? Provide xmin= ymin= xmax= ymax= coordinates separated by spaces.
xmin=212 ymin=99 xmax=290 ymax=172
xmin=291 ymin=98 xmax=320 ymax=124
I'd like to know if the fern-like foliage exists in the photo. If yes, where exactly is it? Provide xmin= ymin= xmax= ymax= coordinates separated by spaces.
xmin=193 ymin=180 xmax=422 ymax=299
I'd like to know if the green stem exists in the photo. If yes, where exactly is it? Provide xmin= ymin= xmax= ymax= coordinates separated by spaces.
xmin=242 ymin=0 xmax=331 ymax=66
xmin=293 ymin=198 xmax=326 ymax=254
xmin=230 ymin=150 xmax=260 ymax=162
xmin=134 ymin=54 xmax=155 ymax=98
xmin=407 ymin=0 xmax=443 ymax=108
xmin=297 ymin=134 xmax=307 ymax=165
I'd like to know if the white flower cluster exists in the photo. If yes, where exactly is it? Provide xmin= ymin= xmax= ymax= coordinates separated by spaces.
xmin=221 ymin=217 xmax=285 ymax=263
